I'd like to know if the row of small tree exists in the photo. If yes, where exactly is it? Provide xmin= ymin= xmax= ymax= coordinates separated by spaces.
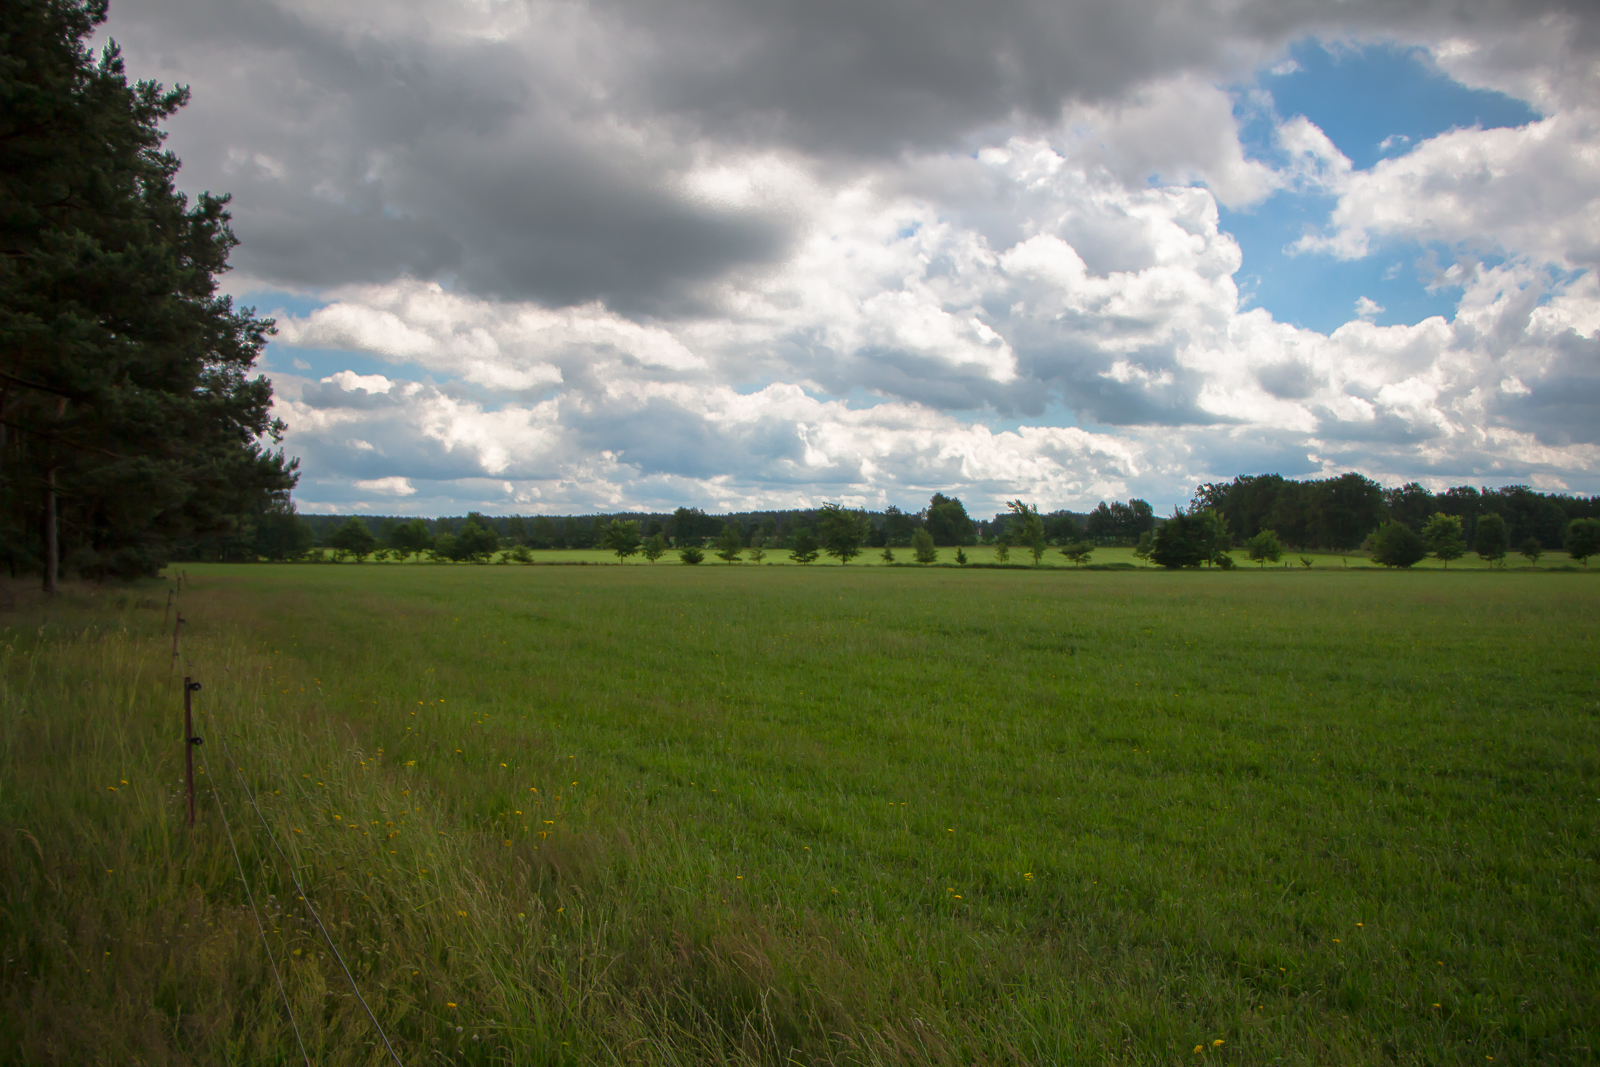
xmin=1123 ymin=509 xmax=1600 ymax=570
xmin=275 ymin=502 xmax=1600 ymax=571
xmin=1368 ymin=513 xmax=1600 ymax=568
xmin=535 ymin=501 xmax=1109 ymax=568
xmin=1194 ymin=473 xmax=1597 ymax=553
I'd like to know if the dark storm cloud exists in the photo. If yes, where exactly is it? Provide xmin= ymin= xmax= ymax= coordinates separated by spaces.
xmin=393 ymin=127 xmax=791 ymax=313
xmin=104 ymin=0 xmax=790 ymax=310
xmin=103 ymin=0 xmax=1600 ymax=313
xmin=592 ymin=0 xmax=1600 ymax=154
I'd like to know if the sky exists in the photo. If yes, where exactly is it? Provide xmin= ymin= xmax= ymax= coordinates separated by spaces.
xmin=99 ymin=0 xmax=1600 ymax=517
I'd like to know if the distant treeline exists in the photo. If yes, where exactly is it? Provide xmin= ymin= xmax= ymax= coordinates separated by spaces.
xmin=1194 ymin=474 xmax=1599 ymax=551
xmin=290 ymin=495 xmax=1090 ymax=553
xmin=205 ymin=476 xmax=1596 ymax=562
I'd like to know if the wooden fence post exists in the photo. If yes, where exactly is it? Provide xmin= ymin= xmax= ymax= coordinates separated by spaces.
xmin=184 ymin=677 xmax=202 ymax=828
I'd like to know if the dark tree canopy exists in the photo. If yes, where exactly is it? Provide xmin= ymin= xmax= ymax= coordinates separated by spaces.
xmin=1195 ymin=475 xmax=1594 ymax=553
xmin=1083 ymin=499 xmax=1154 ymax=544
xmin=923 ymin=493 xmax=974 ymax=546
xmin=1474 ymin=513 xmax=1508 ymax=565
xmin=1149 ymin=511 xmax=1214 ymax=568
xmin=1565 ymin=517 xmax=1600 ymax=566
xmin=881 ymin=505 xmax=917 ymax=546
xmin=329 ymin=517 xmax=376 ymax=561
xmin=1 ymin=0 xmax=297 ymax=583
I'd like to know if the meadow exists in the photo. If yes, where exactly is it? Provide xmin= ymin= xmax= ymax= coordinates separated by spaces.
xmin=1 ymin=563 xmax=1595 ymax=1065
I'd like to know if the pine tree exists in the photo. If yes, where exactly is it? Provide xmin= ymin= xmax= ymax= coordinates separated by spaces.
xmin=1 ymin=0 xmax=297 ymax=586
xmin=715 ymin=522 xmax=744 ymax=563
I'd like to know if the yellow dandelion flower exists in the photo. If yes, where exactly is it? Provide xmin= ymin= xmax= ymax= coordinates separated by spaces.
xmin=1213 ymin=1039 xmax=1224 ymax=1047
xmin=1193 ymin=1046 xmax=1204 ymax=1055
xmin=457 ymin=910 xmax=467 ymax=916
xmin=446 ymin=1002 xmax=457 ymax=1009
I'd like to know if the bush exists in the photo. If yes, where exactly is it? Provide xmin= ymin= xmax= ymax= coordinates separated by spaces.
xmin=1518 ymin=537 xmax=1543 ymax=565
xmin=912 ymin=528 xmax=938 ymax=564
xmin=1369 ymin=521 xmax=1427 ymax=568
xmin=678 ymin=546 xmax=705 ymax=564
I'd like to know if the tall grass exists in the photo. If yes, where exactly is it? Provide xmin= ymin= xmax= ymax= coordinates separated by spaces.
xmin=1 ymin=566 xmax=1596 ymax=1065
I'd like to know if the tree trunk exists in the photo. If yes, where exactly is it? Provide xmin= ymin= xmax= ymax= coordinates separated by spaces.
xmin=43 ymin=464 xmax=58 ymax=593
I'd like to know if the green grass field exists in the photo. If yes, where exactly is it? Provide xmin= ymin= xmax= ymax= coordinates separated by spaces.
xmin=2 ymin=565 xmax=1596 ymax=1065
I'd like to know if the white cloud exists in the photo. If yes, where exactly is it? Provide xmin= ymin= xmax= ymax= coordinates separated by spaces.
xmin=96 ymin=0 xmax=1600 ymax=512
xmin=1304 ymin=108 xmax=1600 ymax=269
xmin=354 ymin=475 xmax=418 ymax=496
xmin=270 ymin=185 xmax=1600 ymax=514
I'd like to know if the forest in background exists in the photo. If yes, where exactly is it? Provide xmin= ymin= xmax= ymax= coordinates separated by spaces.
xmin=230 ymin=475 xmax=1600 ymax=563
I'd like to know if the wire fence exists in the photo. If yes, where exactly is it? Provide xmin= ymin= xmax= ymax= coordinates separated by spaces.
xmin=172 ymin=573 xmax=405 ymax=1066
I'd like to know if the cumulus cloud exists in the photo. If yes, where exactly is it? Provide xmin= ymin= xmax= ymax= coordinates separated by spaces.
xmin=268 ymin=203 xmax=1600 ymax=513
xmin=1303 ymin=108 xmax=1600 ymax=268
xmin=91 ymin=0 xmax=1600 ymax=511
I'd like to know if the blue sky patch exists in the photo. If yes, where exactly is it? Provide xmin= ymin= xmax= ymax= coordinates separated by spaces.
xmin=259 ymin=342 xmax=432 ymax=386
xmin=1220 ymin=39 xmax=1540 ymax=334
xmin=1258 ymin=39 xmax=1539 ymax=169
